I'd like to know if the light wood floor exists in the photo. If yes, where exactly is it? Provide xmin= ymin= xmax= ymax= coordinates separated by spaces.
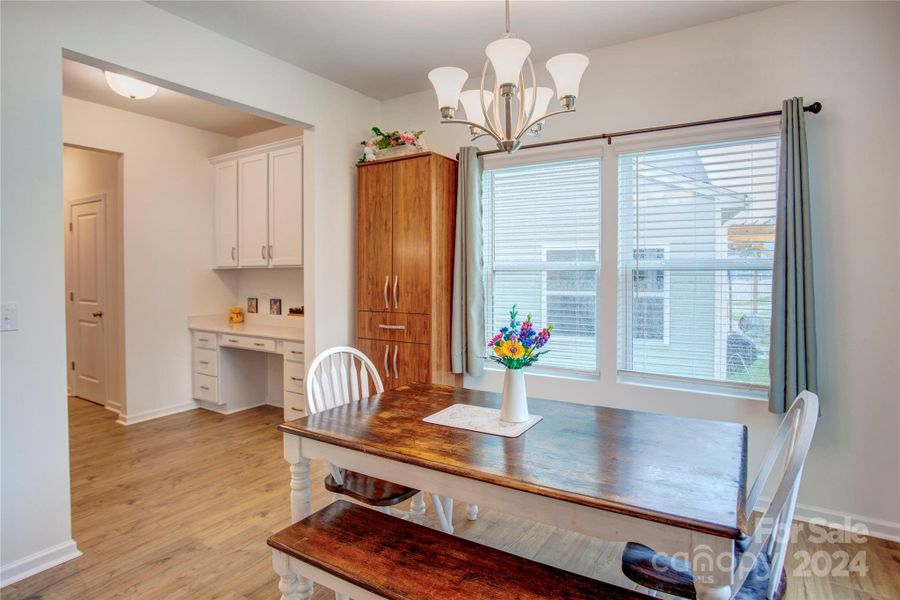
xmin=2 ymin=398 xmax=898 ymax=599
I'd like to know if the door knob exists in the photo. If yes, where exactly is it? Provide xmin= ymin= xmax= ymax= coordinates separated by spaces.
xmin=92 ymin=311 xmax=104 ymax=318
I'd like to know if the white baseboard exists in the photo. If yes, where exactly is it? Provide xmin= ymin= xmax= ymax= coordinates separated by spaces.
xmin=0 ymin=539 xmax=81 ymax=588
xmin=116 ymin=401 xmax=198 ymax=425
xmin=758 ymin=497 xmax=900 ymax=543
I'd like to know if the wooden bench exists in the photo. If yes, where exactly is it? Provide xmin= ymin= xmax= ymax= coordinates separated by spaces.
xmin=268 ymin=500 xmax=652 ymax=600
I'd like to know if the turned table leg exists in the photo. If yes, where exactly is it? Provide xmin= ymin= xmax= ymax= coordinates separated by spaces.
xmin=691 ymin=533 xmax=734 ymax=600
xmin=282 ymin=434 xmax=313 ymax=600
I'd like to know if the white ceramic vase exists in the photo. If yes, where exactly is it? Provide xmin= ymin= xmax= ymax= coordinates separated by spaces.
xmin=500 ymin=368 xmax=529 ymax=423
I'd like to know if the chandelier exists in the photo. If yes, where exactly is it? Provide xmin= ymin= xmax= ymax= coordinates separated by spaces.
xmin=427 ymin=0 xmax=588 ymax=153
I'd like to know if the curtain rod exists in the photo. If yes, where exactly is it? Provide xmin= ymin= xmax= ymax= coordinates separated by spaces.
xmin=472 ymin=101 xmax=822 ymax=158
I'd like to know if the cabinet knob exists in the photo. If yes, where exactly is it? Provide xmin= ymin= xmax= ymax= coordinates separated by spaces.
xmin=231 ymin=247 xmax=236 ymax=261
xmin=261 ymin=245 xmax=266 ymax=259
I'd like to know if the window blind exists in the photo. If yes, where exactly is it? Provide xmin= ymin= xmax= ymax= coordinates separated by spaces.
xmin=617 ymin=137 xmax=779 ymax=388
xmin=483 ymin=157 xmax=601 ymax=372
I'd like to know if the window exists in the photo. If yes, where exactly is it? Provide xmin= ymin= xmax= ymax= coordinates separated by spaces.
xmin=483 ymin=156 xmax=600 ymax=373
xmin=617 ymin=136 xmax=778 ymax=388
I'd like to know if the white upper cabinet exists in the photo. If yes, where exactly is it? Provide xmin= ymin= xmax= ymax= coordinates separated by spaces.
xmin=213 ymin=160 xmax=238 ymax=268
xmin=238 ymin=153 xmax=270 ymax=267
xmin=210 ymin=138 xmax=303 ymax=269
xmin=268 ymin=146 xmax=303 ymax=267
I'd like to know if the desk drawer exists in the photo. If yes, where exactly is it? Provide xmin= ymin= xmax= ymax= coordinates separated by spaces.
xmin=220 ymin=334 xmax=276 ymax=353
xmin=192 ymin=373 xmax=219 ymax=403
xmin=284 ymin=390 xmax=308 ymax=419
xmin=192 ymin=331 xmax=217 ymax=349
xmin=193 ymin=347 xmax=218 ymax=376
xmin=357 ymin=312 xmax=430 ymax=344
xmin=283 ymin=341 xmax=305 ymax=363
xmin=283 ymin=360 xmax=306 ymax=394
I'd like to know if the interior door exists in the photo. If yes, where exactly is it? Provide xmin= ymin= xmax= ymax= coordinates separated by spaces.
xmin=213 ymin=159 xmax=238 ymax=267
xmin=238 ymin=153 xmax=269 ymax=267
xmin=391 ymin=156 xmax=431 ymax=314
xmin=70 ymin=199 xmax=108 ymax=405
xmin=357 ymin=162 xmax=394 ymax=312
xmin=268 ymin=146 xmax=303 ymax=266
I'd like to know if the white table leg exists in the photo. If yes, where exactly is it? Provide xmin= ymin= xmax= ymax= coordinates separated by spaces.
xmin=282 ymin=434 xmax=313 ymax=600
xmin=691 ymin=533 xmax=734 ymax=600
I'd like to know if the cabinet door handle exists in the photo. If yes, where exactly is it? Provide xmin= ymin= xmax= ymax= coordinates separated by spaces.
xmin=392 ymin=345 xmax=399 ymax=379
xmin=383 ymin=275 xmax=390 ymax=309
xmin=261 ymin=245 xmax=266 ymax=259
xmin=231 ymin=247 xmax=236 ymax=261
xmin=199 ymin=360 xmax=209 ymax=365
xmin=290 ymin=406 xmax=305 ymax=413
xmin=393 ymin=276 xmax=399 ymax=309
xmin=227 ymin=338 xmax=239 ymax=343
xmin=290 ymin=376 xmax=303 ymax=382
xmin=383 ymin=345 xmax=390 ymax=379
xmin=199 ymin=337 xmax=209 ymax=343
xmin=268 ymin=245 xmax=273 ymax=259
xmin=199 ymin=385 xmax=209 ymax=391
xmin=378 ymin=324 xmax=406 ymax=330
xmin=253 ymin=342 xmax=265 ymax=347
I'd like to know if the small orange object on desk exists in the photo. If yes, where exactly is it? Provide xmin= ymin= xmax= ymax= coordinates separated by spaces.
xmin=228 ymin=306 xmax=244 ymax=324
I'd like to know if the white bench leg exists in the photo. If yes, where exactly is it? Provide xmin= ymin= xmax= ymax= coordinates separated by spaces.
xmin=272 ymin=549 xmax=313 ymax=600
xmin=430 ymin=493 xmax=454 ymax=534
xmin=410 ymin=491 xmax=426 ymax=517
xmin=336 ymin=594 xmax=350 ymax=600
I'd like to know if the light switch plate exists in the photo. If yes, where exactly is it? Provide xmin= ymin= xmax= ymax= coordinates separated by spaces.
xmin=1 ymin=303 xmax=18 ymax=331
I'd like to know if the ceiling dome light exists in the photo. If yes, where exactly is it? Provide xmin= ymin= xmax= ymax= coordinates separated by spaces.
xmin=104 ymin=71 xmax=159 ymax=100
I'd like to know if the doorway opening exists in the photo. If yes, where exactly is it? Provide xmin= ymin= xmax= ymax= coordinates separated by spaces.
xmin=64 ymin=145 xmax=124 ymax=412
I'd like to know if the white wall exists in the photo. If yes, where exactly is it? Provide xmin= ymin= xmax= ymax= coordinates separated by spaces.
xmin=236 ymin=124 xmax=304 ymax=150
xmin=1 ymin=0 xmax=377 ymax=583
xmin=382 ymin=1 xmax=900 ymax=538
xmin=63 ymin=97 xmax=240 ymax=422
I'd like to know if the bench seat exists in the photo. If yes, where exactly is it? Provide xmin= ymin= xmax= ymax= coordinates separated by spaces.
xmin=268 ymin=500 xmax=651 ymax=600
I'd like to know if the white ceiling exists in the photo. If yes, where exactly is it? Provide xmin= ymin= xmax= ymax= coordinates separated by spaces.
xmin=153 ymin=0 xmax=784 ymax=100
xmin=62 ymin=58 xmax=286 ymax=137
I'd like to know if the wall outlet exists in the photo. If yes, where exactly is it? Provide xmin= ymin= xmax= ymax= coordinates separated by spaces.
xmin=1 ymin=303 xmax=18 ymax=332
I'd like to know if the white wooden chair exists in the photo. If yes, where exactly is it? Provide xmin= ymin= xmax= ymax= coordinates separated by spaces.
xmin=305 ymin=347 xmax=455 ymax=533
xmin=621 ymin=391 xmax=820 ymax=599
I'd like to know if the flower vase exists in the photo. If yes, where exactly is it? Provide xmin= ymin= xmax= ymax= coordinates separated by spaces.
xmin=500 ymin=368 xmax=529 ymax=423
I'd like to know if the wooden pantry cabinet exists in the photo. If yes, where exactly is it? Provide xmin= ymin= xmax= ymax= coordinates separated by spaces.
xmin=356 ymin=152 xmax=461 ymax=390
xmin=210 ymin=138 xmax=303 ymax=269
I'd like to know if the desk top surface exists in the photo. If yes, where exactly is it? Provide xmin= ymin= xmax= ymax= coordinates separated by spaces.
xmin=188 ymin=314 xmax=303 ymax=341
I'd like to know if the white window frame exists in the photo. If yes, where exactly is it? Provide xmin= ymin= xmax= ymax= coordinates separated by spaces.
xmin=481 ymin=143 xmax=603 ymax=376
xmin=610 ymin=118 xmax=781 ymax=396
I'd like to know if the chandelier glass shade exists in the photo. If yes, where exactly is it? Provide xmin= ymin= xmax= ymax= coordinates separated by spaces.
xmin=427 ymin=0 xmax=588 ymax=153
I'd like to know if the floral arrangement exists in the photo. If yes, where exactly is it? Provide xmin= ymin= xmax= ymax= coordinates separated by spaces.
xmin=358 ymin=127 xmax=426 ymax=163
xmin=487 ymin=306 xmax=553 ymax=370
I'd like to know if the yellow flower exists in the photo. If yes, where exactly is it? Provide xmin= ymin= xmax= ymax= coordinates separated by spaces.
xmin=493 ymin=344 xmax=508 ymax=357
xmin=505 ymin=339 xmax=525 ymax=359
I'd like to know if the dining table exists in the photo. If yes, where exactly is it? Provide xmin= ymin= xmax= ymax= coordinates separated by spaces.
xmin=277 ymin=382 xmax=748 ymax=600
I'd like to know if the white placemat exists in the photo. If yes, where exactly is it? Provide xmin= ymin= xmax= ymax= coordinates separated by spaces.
xmin=423 ymin=404 xmax=542 ymax=438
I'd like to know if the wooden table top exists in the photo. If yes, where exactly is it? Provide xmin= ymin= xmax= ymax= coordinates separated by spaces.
xmin=279 ymin=383 xmax=748 ymax=539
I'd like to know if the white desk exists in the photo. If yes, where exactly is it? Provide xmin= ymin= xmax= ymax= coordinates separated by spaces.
xmin=188 ymin=316 xmax=306 ymax=420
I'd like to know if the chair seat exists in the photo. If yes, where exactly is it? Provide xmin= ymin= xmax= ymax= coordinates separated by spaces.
xmin=324 ymin=468 xmax=420 ymax=507
xmin=621 ymin=539 xmax=786 ymax=600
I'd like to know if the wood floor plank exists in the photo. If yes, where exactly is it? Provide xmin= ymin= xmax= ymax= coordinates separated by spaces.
xmin=1 ymin=397 xmax=897 ymax=599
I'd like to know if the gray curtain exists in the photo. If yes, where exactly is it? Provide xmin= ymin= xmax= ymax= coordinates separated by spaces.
xmin=769 ymin=97 xmax=817 ymax=413
xmin=450 ymin=147 xmax=485 ymax=376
